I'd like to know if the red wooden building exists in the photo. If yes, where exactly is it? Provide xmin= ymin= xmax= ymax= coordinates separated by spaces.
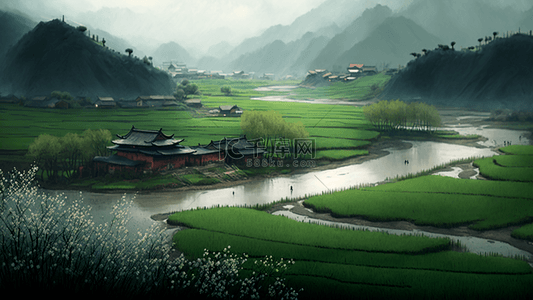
xmin=93 ymin=126 xmax=222 ymax=174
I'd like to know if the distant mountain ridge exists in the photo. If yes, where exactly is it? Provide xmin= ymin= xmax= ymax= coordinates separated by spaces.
xmin=333 ymin=16 xmax=444 ymax=69
xmin=0 ymin=19 xmax=175 ymax=100
xmin=0 ymin=9 xmax=36 ymax=58
xmin=151 ymin=41 xmax=194 ymax=67
xmin=379 ymin=34 xmax=533 ymax=111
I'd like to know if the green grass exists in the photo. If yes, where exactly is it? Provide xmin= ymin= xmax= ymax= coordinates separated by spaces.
xmin=304 ymin=176 xmax=533 ymax=231
xmin=170 ymin=207 xmax=533 ymax=300
xmin=83 ymin=174 xmax=184 ymax=190
xmin=1 ymin=91 xmax=378 ymax=169
xmin=473 ymin=157 xmax=533 ymax=182
xmin=493 ymin=155 xmax=533 ymax=167
xmin=511 ymin=223 xmax=533 ymax=242
xmin=168 ymin=207 xmax=450 ymax=254
xmin=365 ymin=175 xmax=533 ymax=199
xmin=293 ymin=73 xmax=391 ymax=100
xmin=315 ymin=149 xmax=369 ymax=160
xmin=500 ymin=145 xmax=533 ymax=155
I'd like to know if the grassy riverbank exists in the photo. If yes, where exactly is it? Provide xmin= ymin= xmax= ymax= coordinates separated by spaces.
xmin=168 ymin=207 xmax=533 ymax=299
xmin=169 ymin=145 xmax=533 ymax=299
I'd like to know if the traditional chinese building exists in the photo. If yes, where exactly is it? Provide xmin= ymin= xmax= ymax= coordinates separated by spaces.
xmin=93 ymin=126 xmax=223 ymax=174
xmin=205 ymin=136 xmax=266 ymax=165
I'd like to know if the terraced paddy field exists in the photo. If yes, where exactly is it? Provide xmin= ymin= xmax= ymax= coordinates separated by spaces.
xmin=0 ymin=87 xmax=377 ymax=170
xmin=169 ymin=207 xmax=533 ymax=300
xmin=169 ymin=145 xmax=533 ymax=299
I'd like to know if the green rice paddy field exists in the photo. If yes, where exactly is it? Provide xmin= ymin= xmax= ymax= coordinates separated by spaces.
xmin=170 ymin=145 xmax=533 ymax=299
xmin=169 ymin=206 xmax=533 ymax=300
xmin=0 ymin=79 xmax=380 ymax=167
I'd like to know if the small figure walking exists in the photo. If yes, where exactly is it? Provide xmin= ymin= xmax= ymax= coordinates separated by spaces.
xmin=290 ymin=186 xmax=293 ymax=192
xmin=232 ymin=191 xmax=235 ymax=195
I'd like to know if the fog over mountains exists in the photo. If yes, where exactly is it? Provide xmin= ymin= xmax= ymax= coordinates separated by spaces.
xmin=380 ymin=34 xmax=533 ymax=111
xmin=0 ymin=19 xmax=175 ymax=99
xmin=0 ymin=0 xmax=531 ymax=87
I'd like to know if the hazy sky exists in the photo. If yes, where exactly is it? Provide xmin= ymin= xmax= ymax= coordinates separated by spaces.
xmin=2 ymin=0 xmax=531 ymax=55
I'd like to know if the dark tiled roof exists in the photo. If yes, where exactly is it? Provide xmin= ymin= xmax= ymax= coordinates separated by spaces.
xmin=112 ymin=126 xmax=180 ymax=147
xmin=93 ymin=154 xmax=144 ymax=166
xmin=190 ymin=146 xmax=220 ymax=155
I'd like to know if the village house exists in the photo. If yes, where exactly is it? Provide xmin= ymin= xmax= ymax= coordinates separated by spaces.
xmin=135 ymin=95 xmax=177 ymax=107
xmin=0 ymin=94 xmax=20 ymax=104
xmin=260 ymin=73 xmax=275 ymax=80
xmin=95 ymin=97 xmax=116 ymax=108
xmin=219 ymin=105 xmax=243 ymax=116
xmin=93 ymin=126 xmax=224 ymax=175
xmin=184 ymin=98 xmax=202 ymax=108
xmin=204 ymin=136 xmax=266 ymax=165
xmin=347 ymin=64 xmax=364 ymax=75
xmin=362 ymin=66 xmax=378 ymax=75
xmin=24 ymin=96 xmax=69 ymax=108
xmin=92 ymin=127 xmax=264 ymax=174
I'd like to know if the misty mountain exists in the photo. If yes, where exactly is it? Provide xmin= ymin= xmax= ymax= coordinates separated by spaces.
xmin=288 ymin=35 xmax=331 ymax=76
xmin=228 ymin=32 xmax=328 ymax=77
xmin=309 ymin=4 xmax=393 ymax=71
xmin=223 ymin=0 xmax=382 ymax=63
xmin=0 ymin=19 xmax=174 ymax=100
xmin=518 ymin=6 xmax=533 ymax=31
xmin=0 ymin=9 xmax=36 ymax=58
xmin=206 ymin=41 xmax=234 ymax=59
xmin=379 ymin=34 xmax=533 ymax=111
xmin=151 ymin=41 xmax=195 ymax=67
xmin=77 ymin=26 xmax=146 ymax=60
xmin=398 ymin=0 xmax=522 ymax=49
xmin=334 ymin=16 xmax=444 ymax=70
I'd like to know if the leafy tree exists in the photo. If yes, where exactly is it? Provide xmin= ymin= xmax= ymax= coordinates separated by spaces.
xmin=478 ymin=38 xmax=483 ymax=48
xmin=77 ymin=26 xmax=87 ymax=32
xmin=142 ymin=56 xmax=151 ymax=66
xmin=241 ymin=111 xmax=308 ymax=157
xmin=125 ymin=48 xmax=133 ymax=57
xmin=174 ymin=79 xmax=199 ymax=100
xmin=82 ymin=129 xmax=112 ymax=158
xmin=173 ymin=88 xmax=185 ymax=101
xmin=26 ymin=134 xmax=61 ymax=181
xmin=364 ymin=100 xmax=441 ymax=132
xmin=221 ymin=86 xmax=232 ymax=96
xmin=183 ymin=83 xmax=199 ymax=98
xmin=27 ymin=129 xmax=112 ymax=182
xmin=51 ymin=91 xmax=73 ymax=101
xmin=451 ymin=41 xmax=456 ymax=50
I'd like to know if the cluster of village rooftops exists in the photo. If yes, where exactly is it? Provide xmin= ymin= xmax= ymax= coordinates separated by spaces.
xmin=0 ymin=94 xmax=244 ymax=116
xmin=93 ymin=126 xmax=265 ymax=174
xmin=162 ymin=61 xmax=400 ymax=83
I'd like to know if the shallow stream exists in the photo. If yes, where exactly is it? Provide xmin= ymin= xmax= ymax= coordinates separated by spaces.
xmin=42 ymin=116 xmax=532 ymax=260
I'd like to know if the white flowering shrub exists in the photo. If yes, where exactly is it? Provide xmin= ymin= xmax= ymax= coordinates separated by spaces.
xmin=0 ymin=166 xmax=301 ymax=299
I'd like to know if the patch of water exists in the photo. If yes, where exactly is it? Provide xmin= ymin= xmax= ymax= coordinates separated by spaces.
xmin=254 ymin=86 xmax=299 ymax=92
xmin=273 ymin=210 xmax=532 ymax=260
xmin=442 ymin=125 xmax=530 ymax=147
xmin=432 ymin=166 xmax=479 ymax=179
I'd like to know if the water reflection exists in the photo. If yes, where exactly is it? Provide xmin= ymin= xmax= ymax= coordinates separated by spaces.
xmin=442 ymin=125 xmax=531 ymax=147
xmin=46 ymin=140 xmax=497 ymax=227
xmin=273 ymin=210 xmax=533 ymax=260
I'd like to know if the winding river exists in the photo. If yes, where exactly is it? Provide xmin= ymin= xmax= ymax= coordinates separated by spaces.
xmin=43 ymin=122 xmax=533 ymax=261
xmin=35 ymin=86 xmax=533 ymax=262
